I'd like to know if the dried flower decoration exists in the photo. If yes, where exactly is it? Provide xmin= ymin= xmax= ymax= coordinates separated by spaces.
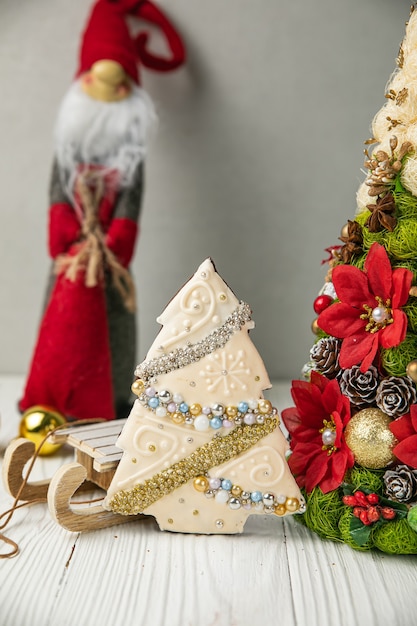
xmin=364 ymin=136 xmax=412 ymax=197
xmin=385 ymin=87 xmax=409 ymax=106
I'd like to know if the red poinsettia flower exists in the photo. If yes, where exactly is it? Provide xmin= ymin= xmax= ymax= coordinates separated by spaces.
xmin=282 ymin=371 xmax=354 ymax=494
xmin=318 ymin=242 xmax=412 ymax=373
xmin=390 ymin=405 xmax=417 ymax=468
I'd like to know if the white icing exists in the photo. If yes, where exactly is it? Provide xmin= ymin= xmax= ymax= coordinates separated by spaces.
xmin=104 ymin=258 xmax=302 ymax=534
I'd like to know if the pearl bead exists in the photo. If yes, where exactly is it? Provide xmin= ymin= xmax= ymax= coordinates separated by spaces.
xmin=285 ymin=497 xmax=300 ymax=512
xmin=171 ymin=412 xmax=185 ymax=424
xmin=215 ymin=490 xmax=229 ymax=504
xmin=225 ymin=405 xmax=238 ymax=418
xmin=244 ymin=413 xmax=256 ymax=425
xmin=210 ymin=417 xmax=223 ymax=429
xmin=231 ymin=485 xmax=242 ymax=497
xmin=145 ymin=386 xmax=156 ymax=397
xmin=371 ymin=306 xmax=388 ymax=323
xmin=158 ymin=390 xmax=171 ymax=403
xmin=321 ymin=428 xmax=337 ymax=446
xmin=179 ymin=402 xmax=189 ymax=413
xmin=193 ymin=476 xmax=209 ymax=492
xmin=221 ymin=479 xmax=232 ymax=491
xmin=238 ymin=401 xmax=249 ymax=413
xmin=228 ymin=497 xmax=241 ymax=510
xmin=274 ymin=504 xmax=286 ymax=517
xmin=215 ymin=519 xmax=224 ymax=529
xmin=211 ymin=403 xmax=224 ymax=416
xmin=189 ymin=403 xmax=202 ymax=416
xmin=173 ymin=393 xmax=184 ymax=404
xmin=276 ymin=494 xmax=286 ymax=505
xmin=209 ymin=477 xmax=221 ymax=490
xmin=131 ymin=379 xmax=145 ymax=396
xmin=167 ymin=402 xmax=177 ymax=413
xmin=248 ymin=399 xmax=258 ymax=410
xmin=258 ymin=399 xmax=272 ymax=414
xmin=222 ymin=419 xmax=234 ymax=428
xmin=250 ymin=491 xmax=263 ymax=503
xmin=194 ymin=415 xmax=210 ymax=431
xmin=155 ymin=406 xmax=167 ymax=418
xmin=263 ymin=493 xmax=275 ymax=506
xmin=148 ymin=397 xmax=159 ymax=409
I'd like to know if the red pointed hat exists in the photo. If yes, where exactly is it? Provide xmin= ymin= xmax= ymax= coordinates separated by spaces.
xmin=76 ymin=0 xmax=186 ymax=84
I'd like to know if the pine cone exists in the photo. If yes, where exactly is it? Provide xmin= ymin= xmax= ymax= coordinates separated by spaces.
xmin=339 ymin=365 xmax=379 ymax=407
xmin=375 ymin=376 xmax=417 ymax=417
xmin=310 ymin=337 xmax=341 ymax=379
xmin=384 ymin=465 xmax=417 ymax=503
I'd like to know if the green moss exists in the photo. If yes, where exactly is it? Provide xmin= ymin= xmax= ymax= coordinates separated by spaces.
xmin=373 ymin=519 xmax=417 ymax=554
xmin=302 ymin=487 xmax=344 ymax=542
xmin=381 ymin=332 xmax=417 ymax=376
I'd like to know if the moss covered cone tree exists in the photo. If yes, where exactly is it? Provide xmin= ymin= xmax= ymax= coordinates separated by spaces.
xmin=282 ymin=6 xmax=417 ymax=554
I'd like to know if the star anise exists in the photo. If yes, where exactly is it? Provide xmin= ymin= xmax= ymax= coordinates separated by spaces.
xmin=337 ymin=220 xmax=363 ymax=263
xmin=366 ymin=191 xmax=397 ymax=232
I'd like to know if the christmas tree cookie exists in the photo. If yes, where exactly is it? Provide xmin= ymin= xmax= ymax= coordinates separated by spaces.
xmin=282 ymin=6 xmax=417 ymax=554
xmin=104 ymin=258 xmax=303 ymax=533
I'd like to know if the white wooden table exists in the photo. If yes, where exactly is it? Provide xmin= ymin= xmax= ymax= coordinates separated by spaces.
xmin=0 ymin=375 xmax=416 ymax=626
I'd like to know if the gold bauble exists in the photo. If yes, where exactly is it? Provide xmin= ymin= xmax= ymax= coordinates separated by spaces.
xmin=19 ymin=406 xmax=66 ymax=456
xmin=311 ymin=318 xmax=320 ymax=335
xmin=285 ymin=497 xmax=300 ymax=513
xmin=344 ymin=408 xmax=397 ymax=469
xmin=193 ymin=476 xmax=209 ymax=492
xmin=190 ymin=403 xmax=202 ymax=416
xmin=131 ymin=379 xmax=145 ymax=396
xmin=274 ymin=504 xmax=286 ymax=517
xmin=406 ymin=360 xmax=417 ymax=383
xmin=340 ymin=223 xmax=350 ymax=239
xmin=258 ymin=399 xmax=272 ymax=414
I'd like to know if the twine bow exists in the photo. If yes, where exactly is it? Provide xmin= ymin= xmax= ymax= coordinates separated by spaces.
xmin=55 ymin=169 xmax=136 ymax=312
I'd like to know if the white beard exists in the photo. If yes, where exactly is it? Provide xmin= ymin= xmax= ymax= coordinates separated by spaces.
xmin=54 ymin=81 xmax=156 ymax=198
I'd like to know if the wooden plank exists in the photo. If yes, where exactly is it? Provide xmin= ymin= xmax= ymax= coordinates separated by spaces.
xmin=93 ymin=453 xmax=123 ymax=472
xmin=50 ymin=419 xmax=126 ymax=445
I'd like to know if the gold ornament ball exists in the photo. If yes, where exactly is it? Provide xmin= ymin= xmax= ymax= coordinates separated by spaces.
xmin=340 ymin=223 xmax=350 ymax=239
xmin=193 ymin=476 xmax=209 ymax=492
xmin=274 ymin=504 xmax=286 ymax=517
xmin=406 ymin=360 xmax=417 ymax=383
xmin=311 ymin=318 xmax=320 ymax=335
xmin=19 ymin=406 xmax=66 ymax=456
xmin=344 ymin=408 xmax=397 ymax=469
xmin=285 ymin=497 xmax=300 ymax=513
xmin=131 ymin=379 xmax=145 ymax=396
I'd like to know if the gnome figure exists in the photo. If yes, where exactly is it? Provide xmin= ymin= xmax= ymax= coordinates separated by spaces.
xmin=104 ymin=259 xmax=303 ymax=534
xmin=19 ymin=0 xmax=185 ymax=420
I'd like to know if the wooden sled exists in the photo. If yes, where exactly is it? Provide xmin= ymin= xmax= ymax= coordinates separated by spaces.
xmin=3 ymin=419 xmax=145 ymax=532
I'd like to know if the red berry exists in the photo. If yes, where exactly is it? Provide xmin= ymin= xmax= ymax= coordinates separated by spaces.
xmin=313 ymin=294 xmax=333 ymax=314
xmin=360 ymin=510 xmax=372 ymax=526
xmin=354 ymin=491 xmax=369 ymax=507
xmin=367 ymin=506 xmax=380 ymax=523
xmin=366 ymin=493 xmax=379 ymax=505
xmin=353 ymin=507 xmax=362 ymax=518
xmin=343 ymin=495 xmax=358 ymax=507
xmin=380 ymin=507 xmax=396 ymax=520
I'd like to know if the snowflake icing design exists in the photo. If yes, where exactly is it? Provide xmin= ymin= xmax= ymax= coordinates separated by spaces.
xmin=200 ymin=349 xmax=251 ymax=396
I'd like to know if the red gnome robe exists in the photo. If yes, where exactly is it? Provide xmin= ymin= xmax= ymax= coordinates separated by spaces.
xmin=19 ymin=0 xmax=185 ymax=420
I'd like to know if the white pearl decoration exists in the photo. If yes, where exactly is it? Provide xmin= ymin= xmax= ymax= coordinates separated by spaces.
xmin=321 ymin=428 xmax=337 ymax=446
xmin=371 ymin=306 xmax=389 ymax=323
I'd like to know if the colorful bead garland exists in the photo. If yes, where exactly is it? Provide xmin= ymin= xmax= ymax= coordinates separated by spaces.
xmin=132 ymin=380 xmax=277 ymax=431
xmin=193 ymin=474 xmax=304 ymax=516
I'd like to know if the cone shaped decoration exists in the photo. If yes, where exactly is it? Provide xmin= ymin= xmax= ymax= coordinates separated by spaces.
xmin=282 ymin=6 xmax=417 ymax=554
xmin=104 ymin=259 xmax=304 ymax=533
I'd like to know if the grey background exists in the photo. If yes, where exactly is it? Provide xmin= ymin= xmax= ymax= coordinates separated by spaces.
xmin=0 ymin=0 xmax=411 ymax=380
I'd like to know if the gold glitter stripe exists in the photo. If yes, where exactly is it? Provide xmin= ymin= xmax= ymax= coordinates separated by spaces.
xmin=108 ymin=417 xmax=278 ymax=515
